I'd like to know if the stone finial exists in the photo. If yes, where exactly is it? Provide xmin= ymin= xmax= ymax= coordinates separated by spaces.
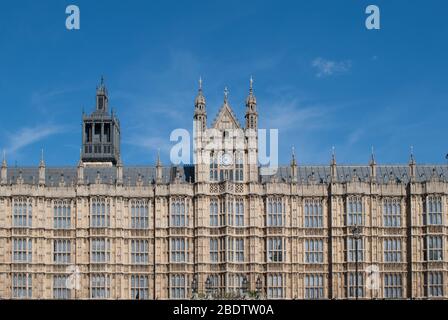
xmin=290 ymin=146 xmax=298 ymax=183
xmin=370 ymin=146 xmax=377 ymax=181
xmin=330 ymin=146 xmax=337 ymax=182
xmin=409 ymin=146 xmax=416 ymax=180
xmin=2 ymin=149 xmax=7 ymax=167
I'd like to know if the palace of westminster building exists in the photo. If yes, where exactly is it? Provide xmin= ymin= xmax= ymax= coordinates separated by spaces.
xmin=0 ymin=78 xmax=447 ymax=300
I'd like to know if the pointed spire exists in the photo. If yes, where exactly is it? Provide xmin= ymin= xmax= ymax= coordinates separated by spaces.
xmin=38 ymin=148 xmax=46 ymax=185
xmin=370 ymin=146 xmax=376 ymax=165
xmin=246 ymin=76 xmax=257 ymax=107
xmin=290 ymin=146 xmax=298 ymax=183
xmin=291 ymin=146 xmax=297 ymax=166
xmin=156 ymin=149 xmax=163 ymax=184
xmin=39 ymin=148 xmax=45 ymax=167
xmin=330 ymin=146 xmax=337 ymax=182
xmin=194 ymin=76 xmax=206 ymax=108
xmin=2 ymin=149 xmax=6 ymax=167
xmin=156 ymin=148 xmax=161 ymax=166
xmin=409 ymin=145 xmax=415 ymax=164
xmin=331 ymin=146 xmax=336 ymax=165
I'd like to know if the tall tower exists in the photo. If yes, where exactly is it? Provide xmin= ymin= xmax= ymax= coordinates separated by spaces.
xmin=193 ymin=77 xmax=208 ymax=183
xmin=81 ymin=77 xmax=121 ymax=165
xmin=193 ymin=77 xmax=207 ymax=131
xmin=245 ymin=76 xmax=258 ymax=130
xmin=245 ymin=77 xmax=259 ymax=182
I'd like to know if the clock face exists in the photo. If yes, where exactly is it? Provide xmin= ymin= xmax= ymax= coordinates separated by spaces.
xmin=221 ymin=153 xmax=233 ymax=166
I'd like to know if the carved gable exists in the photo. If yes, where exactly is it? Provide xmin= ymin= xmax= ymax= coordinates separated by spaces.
xmin=211 ymin=103 xmax=241 ymax=130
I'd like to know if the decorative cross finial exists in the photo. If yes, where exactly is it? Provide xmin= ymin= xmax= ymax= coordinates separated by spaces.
xmin=224 ymin=86 xmax=229 ymax=102
xmin=250 ymin=75 xmax=254 ymax=91
xmin=199 ymin=76 xmax=202 ymax=91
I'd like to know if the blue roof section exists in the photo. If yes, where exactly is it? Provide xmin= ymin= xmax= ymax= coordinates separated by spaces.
xmin=4 ymin=164 xmax=448 ymax=186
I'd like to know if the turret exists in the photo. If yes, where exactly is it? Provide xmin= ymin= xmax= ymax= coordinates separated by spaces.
xmin=193 ymin=77 xmax=207 ymax=132
xmin=38 ymin=149 xmax=46 ymax=186
xmin=82 ymin=76 xmax=121 ymax=165
xmin=330 ymin=146 xmax=337 ymax=182
xmin=77 ymin=149 xmax=84 ymax=185
xmin=156 ymin=149 xmax=163 ymax=184
xmin=369 ymin=146 xmax=376 ymax=182
xmin=116 ymin=156 xmax=123 ymax=185
xmin=291 ymin=147 xmax=297 ymax=183
xmin=1 ymin=150 xmax=7 ymax=185
xmin=409 ymin=146 xmax=416 ymax=181
xmin=245 ymin=76 xmax=258 ymax=130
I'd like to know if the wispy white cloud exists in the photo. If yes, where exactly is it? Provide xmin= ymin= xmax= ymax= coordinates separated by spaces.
xmin=3 ymin=124 xmax=64 ymax=155
xmin=312 ymin=57 xmax=352 ymax=77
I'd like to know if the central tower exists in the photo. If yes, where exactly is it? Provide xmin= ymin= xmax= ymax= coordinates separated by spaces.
xmin=81 ymin=77 xmax=121 ymax=165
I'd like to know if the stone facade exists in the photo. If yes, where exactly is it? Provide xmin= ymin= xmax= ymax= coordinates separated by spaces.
xmin=0 ymin=79 xmax=447 ymax=299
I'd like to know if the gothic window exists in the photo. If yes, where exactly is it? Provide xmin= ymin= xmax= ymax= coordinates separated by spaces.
xmin=304 ymin=274 xmax=324 ymax=299
xmin=54 ymin=200 xmax=71 ymax=229
xmin=267 ymin=198 xmax=285 ymax=227
xmin=235 ymin=199 xmax=244 ymax=227
xmin=13 ymin=198 xmax=32 ymax=227
xmin=170 ymin=238 xmax=188 ymax=263
xmin=267 ymin=274 xmax=285 ymax=299
xmin=210 ymin=199 xmax=219 ymax=226
xmin=347 ymin=196 xmax=363 ymax=226
xmin=384 ymin=273 xmax=403 ymax=299
xmin=54 ymin=239 xmax=71 ymax=264
xmin=383 ymin=239 xmax=402 ymax=262
xmin=383 ymin=198 xmax=401 ymax=227
xmin=227 ymin=274 xmax=246 ymax=296
xmin=210 ymin=153 xmax=218 ymax=182
xmin=425 ymin=272 xmax=443 ymax=297
xmin=131 ymin=275 xmax=149 ymax=300
xmin=90 ymin=274 xmax=110 ymax=299
xmin=208 ymin=274 xmax=221 ymax=297
xmin=13 ymin=238 xmax=32 ymax=263
xmin=267 ymin=237 xmax=285 ymax=263
xmin=227 ymin=198 xmax=234 ymax=226
xmin=91 ymin=238 xmax=110 ymax=263
xmin=227 ymin=237 xmax=244 ymax=262
xmin=170 ymin=274 xmax=186 ymax=299
xmin=219 ymin=198 xmax=226 ymax=226
xmin=235 ymin=153 xmax=244 ymax=182
xmin=171 ymin=198 xmax=188 ymax=227
xmin=346 ymin=272 xmax=364 ymax=298
xmin=304 ymin=199 xmax=323 ymax=228
xmin=305 ymin=239 xmax=323 ymax=263
xmin=90 ymin=198 xmax=110 ymax=228
xmin=12 ymin=273 xmax=32 ymax=299
xmin=131 ymin=240 xmax=149 ymax=265
xmin=425 ymin=196 xmax=443 ymax=225
xmin=53 ymin=275 xmax=71 ymax=299
xmin=130 ymin=199 xmax=149 ymax=229
xmin=210 ymin=239 xmax=218 ymax=263
xmin=347 ymin=237 xmax=364 ymax=262
xmin=425 ymin=236 xmax=443 ymax=261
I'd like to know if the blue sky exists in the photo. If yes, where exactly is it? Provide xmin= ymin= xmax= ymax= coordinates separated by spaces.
xmin=0 ymin=0 xmax=447 ymax=166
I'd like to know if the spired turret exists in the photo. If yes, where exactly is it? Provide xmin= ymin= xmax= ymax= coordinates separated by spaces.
xmin=81 ymin=77 xmax=121 ymax=165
